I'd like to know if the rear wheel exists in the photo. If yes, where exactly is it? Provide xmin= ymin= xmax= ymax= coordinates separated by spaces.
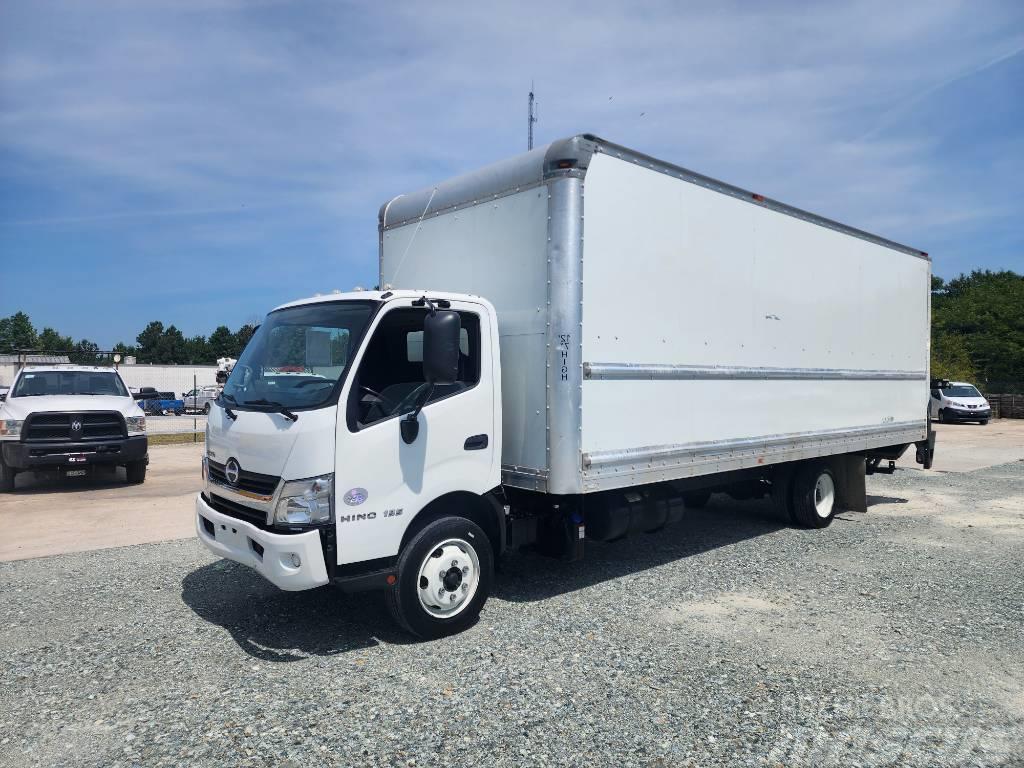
xmin=791 ymin=462 xmax=836 ymax=529
xmin=202 ymin=402 xmax=211 ymax=415
xmin=682 ymin=490 xmax=711 ymax=509
xmin=0 ymin=457 xmax=15 ymax=492
xmin=385 ymin=516 xmax=493 ymax=639
xmin=126 ymin=460 xmax=147 ymax=484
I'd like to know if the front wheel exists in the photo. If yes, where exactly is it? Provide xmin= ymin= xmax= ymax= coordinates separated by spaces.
xmin=980 ymin=420 xmax=989 ymax=425
xmin=385 ymin=516 xmax=493 ymax=639
xmin=126 ymin=460 xmax=147 ymax=484
xmin=202 ymin=403 xmax=211 ymax=415
xmin=0 ymin=457 xmax=15 ymax=492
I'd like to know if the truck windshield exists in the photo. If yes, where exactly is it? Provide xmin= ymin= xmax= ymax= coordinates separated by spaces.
xmin=11 ymin=371 xmax=129 ymax=397
xmin=942 ymin=385 xmax=982 ymax=398
xmin=223 ymin=300 xmax=377 ymax=410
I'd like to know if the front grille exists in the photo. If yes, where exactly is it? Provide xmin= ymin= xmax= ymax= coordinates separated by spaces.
xmin=24 ymin=412 xmax=126 ymax=442
xmin=205 ymin=493 xmax=268 ymax=528
xmin=207 ymin=459 xmax=279 ymax=496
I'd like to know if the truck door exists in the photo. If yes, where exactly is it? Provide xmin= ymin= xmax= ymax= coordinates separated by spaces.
xmin=335 ymin=300 xmax=497 ymax=564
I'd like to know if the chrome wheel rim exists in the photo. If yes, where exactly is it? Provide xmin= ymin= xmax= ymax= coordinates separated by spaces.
xmin=417 ymin=538 xmax=480 ymax=619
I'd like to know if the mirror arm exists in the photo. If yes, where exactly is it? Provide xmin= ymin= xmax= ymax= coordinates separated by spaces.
xmin=400 ymin=383 xmax=435 ymax=444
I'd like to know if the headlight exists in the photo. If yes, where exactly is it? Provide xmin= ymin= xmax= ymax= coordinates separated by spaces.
xmin=0 ymin=419 xmax=24 ymax=438
xmin=273 ymin=474 xmax=334 ymax=525
xmin=126 ymin=416 xmax=146 ymax=435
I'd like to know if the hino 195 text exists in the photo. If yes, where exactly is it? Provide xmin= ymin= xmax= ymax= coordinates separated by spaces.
xmin=195 ymin=135 xmax=935 ymax=638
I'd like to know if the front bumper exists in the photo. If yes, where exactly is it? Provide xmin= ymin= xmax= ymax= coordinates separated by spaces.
xmin=945 ymin=408 xmax=991 ymax=421
xmin=195 ymin=494 xmax=328 ymax=591
xmin=2 ymin=435 xmax=148 ymax=470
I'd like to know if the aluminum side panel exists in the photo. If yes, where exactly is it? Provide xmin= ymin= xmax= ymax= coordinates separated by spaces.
xmin=380 ymin=187 xmax=549 ymax=477
xmin=580 ymin=153 xmax=930 ymax=463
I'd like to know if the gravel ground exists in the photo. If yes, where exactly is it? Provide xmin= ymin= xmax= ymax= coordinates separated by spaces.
xmin=1 ymin=461 xmax=1022 ymax=767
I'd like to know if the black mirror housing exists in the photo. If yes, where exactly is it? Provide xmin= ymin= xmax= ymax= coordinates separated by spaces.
xmin=423 ymin=310 xmax=461 ymax=385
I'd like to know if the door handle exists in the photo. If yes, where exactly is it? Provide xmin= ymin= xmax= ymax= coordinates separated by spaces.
xmin=464 ymin=434 xmax=489 ymax=451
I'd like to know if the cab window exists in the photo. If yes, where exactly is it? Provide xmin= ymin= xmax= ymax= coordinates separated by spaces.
xmin=349 ymin=308 xmax=480 ymax=429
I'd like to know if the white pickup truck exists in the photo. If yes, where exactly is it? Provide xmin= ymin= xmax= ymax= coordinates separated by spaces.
xmin=0 ymin=365 xmax=148 ymax=490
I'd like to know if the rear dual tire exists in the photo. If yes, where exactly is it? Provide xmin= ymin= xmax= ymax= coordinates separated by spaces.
xmin=386 ymin=516 xmax=493 ymax=640
xmin=790 ymin=462 xmax=837 ymax=529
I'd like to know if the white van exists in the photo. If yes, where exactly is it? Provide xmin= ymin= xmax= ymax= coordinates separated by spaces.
xmin=929 ymin=381 xmax=991 ymax=424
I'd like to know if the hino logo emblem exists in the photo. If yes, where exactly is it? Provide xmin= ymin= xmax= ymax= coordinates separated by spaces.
xmin=71 ymin=420 xmax=82 ymax=433
xmin=343 ymin=487 xmax=368 ymax=506
xmin=224 ymin=458 xmax=240 ymax=485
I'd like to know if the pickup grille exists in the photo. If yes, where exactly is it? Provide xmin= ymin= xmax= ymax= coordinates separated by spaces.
xmin=23 ymin=411 xmax=126 ymax=442
xmin=207 ymin=459 xmax=280 ymax=497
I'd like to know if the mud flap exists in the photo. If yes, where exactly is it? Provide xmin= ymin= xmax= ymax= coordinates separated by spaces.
xmin=915 ymin=419 xmax=936 ymax=470
xmin=833 ymin=455 xmax=867 ymax=513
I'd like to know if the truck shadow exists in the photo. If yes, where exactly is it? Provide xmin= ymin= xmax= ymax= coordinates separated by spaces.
xmin=180 ymin=563 xmax=414 ymax=661
xmin=181 ymin=494 xmax=803 ymax=659
xmin=494 ymin=496 xmax=790 ymax=603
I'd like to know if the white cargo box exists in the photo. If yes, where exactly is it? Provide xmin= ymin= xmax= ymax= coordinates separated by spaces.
xmin=380 ymin=135 xmax=930 ymax=495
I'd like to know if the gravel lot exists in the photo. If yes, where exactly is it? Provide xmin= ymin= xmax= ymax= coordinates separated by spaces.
xmin=2 ymin=457 xmax=1022 ymax=766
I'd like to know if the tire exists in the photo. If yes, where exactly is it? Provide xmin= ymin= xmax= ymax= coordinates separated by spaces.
xmin=126 ymin=460 xmax=147 ymax=485
xmin=0 ymin=457 xmax=15 ymax=492
xmin=938 ymin=409 xmax=948 ymax=424
xmin=682 ymin=489 xmax=711 ymax=509
xmin=980 ymin=420 xmax=988 ymax=426
xmin=791 ymin=462 xmax=837 ymax=529
xmin=385 ymin=516 xmax=493 ymax=639
xmin=203 ymin=403 xmax=211 ymax=415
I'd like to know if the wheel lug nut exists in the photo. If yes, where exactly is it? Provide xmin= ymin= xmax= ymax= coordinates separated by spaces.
xmin=462 ymin=566 xmax=469 ymax=574
xmin=437 ymin=588 xmax=445 ymax=598
xmin=449 ymin=594 xmax=457 ymax=601
xmin=461 ymin=584 xmax=468 ymax=592
xmin=451 ymin=560 xmax=458 ymax=567
xmin=439 ymin=571 xmax=446 ymax=580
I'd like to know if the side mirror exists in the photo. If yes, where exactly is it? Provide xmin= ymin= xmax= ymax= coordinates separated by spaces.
xmin=401 ymin=310 xmax=461 ymax=445
xmin=423 ymin=310 xmax=461 ymax=385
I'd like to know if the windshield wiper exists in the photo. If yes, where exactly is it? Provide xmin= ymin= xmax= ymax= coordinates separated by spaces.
xmin=219 ymin=392 xmax=238 ymax=421
xmin=242 ymin=398 xmax=299 ymax=422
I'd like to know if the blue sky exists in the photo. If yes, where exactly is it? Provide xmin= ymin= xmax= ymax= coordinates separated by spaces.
xmin=1 ymin=0 xmax=1022 ymax=348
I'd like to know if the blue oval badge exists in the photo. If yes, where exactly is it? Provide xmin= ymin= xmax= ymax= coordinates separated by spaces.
xmin=343 ymin=487 xmax=368 ymax=506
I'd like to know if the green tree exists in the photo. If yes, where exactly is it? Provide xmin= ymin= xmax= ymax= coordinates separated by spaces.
xmin=930 ymin=333 xmax=976 ymax=382
xmin=184 ymin=335 xmax=211 ymax=364
xmin=234 ymin=323 xmax=258 ymax=356
xmin=136 ymin=321 xmax=165 ymax=362
xmin=0 ymin=311 xmax=39 ymax=351
xmin=931 ymin=270 xmax=1024 ymax=388
xmin=207 ymin=325 xmax=236 ymax=360
xmin=70 ymin=339 xmax=101 ymax=365
xmin=37 ymin=327 xmax=74 ymax=353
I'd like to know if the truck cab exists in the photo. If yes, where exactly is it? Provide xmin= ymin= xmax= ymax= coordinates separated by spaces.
xmin=196 ymin=291 xmax=501 ymax=637
xmin=0 ymin=365 xmax=148 ymax=490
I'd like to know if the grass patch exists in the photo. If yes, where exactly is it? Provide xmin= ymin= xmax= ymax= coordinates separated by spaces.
xmin=148 ymin=432 xmax=205 ymax=446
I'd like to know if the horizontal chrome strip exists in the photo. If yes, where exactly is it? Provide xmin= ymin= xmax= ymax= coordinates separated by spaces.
xmin=583 ymin=421 xmax=926 ymax=470
xmin=501 ymin=464 xmax=549 ymax=493
xmin=584 ymin=363 xmax=926 ymax=382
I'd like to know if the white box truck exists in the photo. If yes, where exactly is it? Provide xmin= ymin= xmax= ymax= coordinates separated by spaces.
xmin=196 ymin=134 xmax=935 ymax=638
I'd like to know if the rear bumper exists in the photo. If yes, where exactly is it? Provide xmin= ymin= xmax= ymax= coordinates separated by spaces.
xmin=195 ymin=494 xmax=329 ymax=591
xmin=2 ymin=435 xmax=148 ymax=470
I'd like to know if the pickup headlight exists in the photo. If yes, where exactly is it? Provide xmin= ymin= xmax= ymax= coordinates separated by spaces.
xmin=0 ymin=419 xmax=24 ymax=439
xmin=126 ymin=416 xmax=146 ymax=435
xmin=273 ymin=474 xmax=334 ymax=525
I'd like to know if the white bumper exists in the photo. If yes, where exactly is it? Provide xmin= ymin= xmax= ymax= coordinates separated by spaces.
xmin=195 ymin=494 xmax=329 ymax=591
